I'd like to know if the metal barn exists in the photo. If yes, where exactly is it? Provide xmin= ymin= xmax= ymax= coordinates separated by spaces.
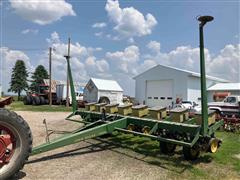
xmin=83 ymin=78 xmax=123 ymax=104
xmin=207 ymin=83 xmax=240 ymax=102
xmin=134 ymin=64 xmax=229 ymax=107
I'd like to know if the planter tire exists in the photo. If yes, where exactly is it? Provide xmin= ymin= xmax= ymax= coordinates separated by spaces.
xmin=160 ymin=141 xmax=176 ymax=154
xmin=183 ymin=146 xmax=200 ymax=160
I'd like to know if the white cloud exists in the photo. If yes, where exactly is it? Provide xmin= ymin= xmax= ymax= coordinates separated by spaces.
xmin=128 ymin=38 xmax=135 ymax=44
xmin=39 ymin=32 xmax=108 ymax=83
xmin=21 ymin=28 xmax=39 ymax=35
xmin=95 ymin=32 xmax=103 ymax=37
xmin=106 ymin=45 xmax=140 ymax=74
xmin=0 ymin=47 xmax=33 ymax=93
xmin=145 ymin=41 xmax=211 ymax=73
xmin=207 ymin=44 xmax=240 ymax=82
xmin=146 ymin=41 xmax=160 ymax=54
xmin=92 ymin=22 xmax=107 ymax=28
xmin=105 ymin=0 xmax=157 ymax=38
xmin=9 ymin=0 xmax=76 ymax=25
xmin=85 ymin=56 xmax=109 ymax=74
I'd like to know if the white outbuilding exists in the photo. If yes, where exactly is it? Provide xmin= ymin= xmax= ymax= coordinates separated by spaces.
xmin=134 ymin=64 xmax=229 ymax=107
xmin=83 ymin=78 xmax=123 ymax=104
xmin=207 ymin=83 xmax=240 ymax=102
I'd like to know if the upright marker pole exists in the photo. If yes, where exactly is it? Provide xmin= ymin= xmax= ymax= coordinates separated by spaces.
xmin=66 ymin=38 xmax=71 ymax=108
xmin=197 ymin=15 xmax=214 ymax=136
xmin=49 ymin=47 xmax=52 ymax=106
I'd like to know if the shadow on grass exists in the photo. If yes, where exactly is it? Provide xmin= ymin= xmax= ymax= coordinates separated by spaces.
xmin=27 ymin=132 xmax=213 ymax=174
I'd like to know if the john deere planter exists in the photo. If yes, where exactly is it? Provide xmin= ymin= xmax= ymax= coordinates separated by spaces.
xmin=0 ymin=16 xmax=224 ymax=179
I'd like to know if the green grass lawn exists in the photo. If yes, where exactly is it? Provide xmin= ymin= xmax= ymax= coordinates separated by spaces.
xmin=7 ymin=101 xmax=73 ymax=112
xmin=103 ymin=131 xmax=240 ymax=179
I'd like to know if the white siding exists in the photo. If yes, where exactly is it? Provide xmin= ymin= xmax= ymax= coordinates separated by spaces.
xmin=135 ymin=65 xmax=188 ymax=106
xmin=146 ymin=80 xmax=173 ymax=107
xmin=98 ymin=91 xmax=123 ymax=104
xmin=83 ymin=80 xmax=98 ymax=102
xmin=187 ymin=76 xmax=219 ymax=103
xmin=83 ymin=79 xmax=123 ymax=104
xmin=135 ymin=65 xmax=225 ymax=107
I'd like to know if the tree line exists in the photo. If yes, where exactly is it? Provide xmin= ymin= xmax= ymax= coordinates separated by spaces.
xmin=8 ymin=60 xmax=49 ymax=100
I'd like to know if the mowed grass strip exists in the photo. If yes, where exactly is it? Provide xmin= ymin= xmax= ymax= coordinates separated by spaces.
xmin=103 ymin=131 xmax=240 ymax=179
xmin=7 ymin=101 xmax=73 ymax=112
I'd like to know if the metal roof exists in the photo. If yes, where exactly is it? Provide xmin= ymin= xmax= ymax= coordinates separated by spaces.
xmin=133 ymin=64 xmax=230 ymax=83
xmin=207 ymin=83 xmax=240 ymax=91
xmin=90 ymin=78 xmax=123 ymax=92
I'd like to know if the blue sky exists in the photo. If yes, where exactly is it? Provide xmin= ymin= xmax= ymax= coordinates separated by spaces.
xmin=0 ymin=0 xmax=239 ymax=95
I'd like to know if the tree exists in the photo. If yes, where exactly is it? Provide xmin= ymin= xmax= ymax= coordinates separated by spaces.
xmin=8 ymin=60 xmax=28 ymax=101
xmin=30 ymin=65 xmax=49 ymax=91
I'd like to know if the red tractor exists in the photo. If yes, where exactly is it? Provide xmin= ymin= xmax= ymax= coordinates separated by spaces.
xmin=23 ymin=84 xmax=57 ymax=105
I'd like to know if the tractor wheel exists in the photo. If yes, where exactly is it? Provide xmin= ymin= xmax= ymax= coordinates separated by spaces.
xmin=0 ymin=109 xmax=32 ymax=179
xmin=183 ymin=146 xmax=200 ymax=160
xmin=32 ymin=96 xmax=40 ymax=106
xmin=160 ymin=141 xmax=176 ymax=154
xmin=45 ymin=99 xmax=49 ymax=104
xmin=23 ymin=96 xmax=32 ymax=105
xmin=39 ymin=96 xmax=45 ymax=105
xmin=23 ymin=96 xmax=28 ymax=105
xmin=99 ymin=97 xmax=110 ymax=104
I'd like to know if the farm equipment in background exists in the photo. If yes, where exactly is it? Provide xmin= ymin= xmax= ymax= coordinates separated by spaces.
xmin=56 ymin=84 xmax=85 ymax=107
xmin=0 ymin=15 xmax=226 ymax=179
xmin=23 ymin=83 xmax=57 ymax=105
xmin=208 ymin=95 xmax=240 ymax=118
xmin=0 ymin=96 xmax=13 ymax=108
xmin=209 ymin=95 xmax=240 ymax=132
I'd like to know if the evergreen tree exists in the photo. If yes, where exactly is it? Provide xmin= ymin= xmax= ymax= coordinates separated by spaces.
xmin=30 ymin=65 xmax=49 ymax=91
xmin=8 ymin=60 xmax=28 ymax=101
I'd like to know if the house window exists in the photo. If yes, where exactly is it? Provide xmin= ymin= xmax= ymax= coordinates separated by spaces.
xmin=148 ymin=97 xmax=152 ymax=99
xmin=167 ymin=97 xmax=173 ymax=100
xmin=154 ymin=97 xmax=158 ymax=99
xmin=160 ymin=97 xmax=165 ymax=100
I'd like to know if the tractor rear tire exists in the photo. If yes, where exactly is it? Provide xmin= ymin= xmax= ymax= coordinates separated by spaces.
xmin=183 ymin=146 xmax=200 ymax=160
xmin=32 ymin=96 xmax=40 ymax=106
xmin=39 ymin=96 xmax=45 ymax=105
xmin=160 ymin=141 xmax=176 ymax=154
xmin=23 ymin=96 xmax=32 ymax=105
xmin=0 ymin=109 xmax=32 ymax=179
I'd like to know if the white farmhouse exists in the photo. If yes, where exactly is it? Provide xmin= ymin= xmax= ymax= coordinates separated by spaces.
xmin=83 ymin=78 xmax=123 ymax=104
xmin=134 ymin=64 xmax=229 ymax=107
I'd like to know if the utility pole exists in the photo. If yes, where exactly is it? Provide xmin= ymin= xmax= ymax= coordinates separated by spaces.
xmin=49 ymin=47 xmax=52 ymax=106
xmin=65 ymin=38 xmax=71 ymax=108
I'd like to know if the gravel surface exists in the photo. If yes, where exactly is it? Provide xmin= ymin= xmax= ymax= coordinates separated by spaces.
xmin=15 ymin=111 xmax=168 ymax=180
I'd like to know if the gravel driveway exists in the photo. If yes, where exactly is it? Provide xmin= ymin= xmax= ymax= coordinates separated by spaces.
xmin=15 ymin=111 xmax=168 ymax=180
xmin=14 ymin=111 xmax=239 ymax=180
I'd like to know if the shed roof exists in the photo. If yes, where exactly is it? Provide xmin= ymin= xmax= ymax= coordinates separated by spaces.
xmin=91 ymin=78 xmax=123 ymax=92
xmin=133 ymin=64 xmax=230 ymax=83
xmin=207 ymin=83 xmax=240 ymax=91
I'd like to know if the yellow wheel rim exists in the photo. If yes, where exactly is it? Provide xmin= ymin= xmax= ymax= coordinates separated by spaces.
xmin=210 ymin=139 xmax=218 ymax=153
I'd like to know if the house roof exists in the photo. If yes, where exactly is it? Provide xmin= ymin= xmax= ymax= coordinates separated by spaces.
xmin=91 ymin=78 xmax=123 ymax=92
xmin=133 ymin=64 xmax=230 ymax=83
xmin=207 ymin=83 xmax=240 ymax=91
